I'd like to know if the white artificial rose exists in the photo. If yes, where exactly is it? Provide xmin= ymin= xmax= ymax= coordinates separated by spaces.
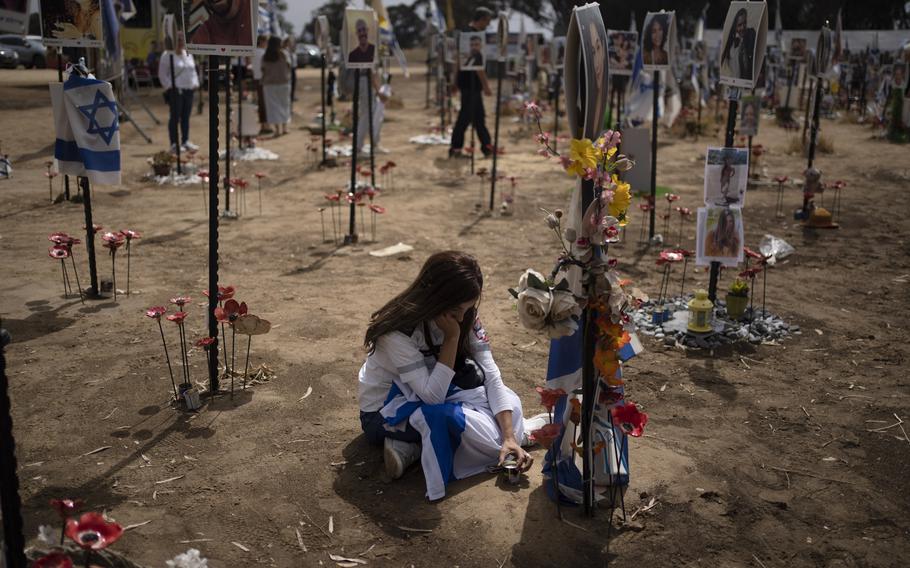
xmin=517 ymin=287 xmax=551 ymax=331
xmin=517 ymin=268 xmax=547 ymax=292
xmin=550 ymin=290 xmax=581 ymax=322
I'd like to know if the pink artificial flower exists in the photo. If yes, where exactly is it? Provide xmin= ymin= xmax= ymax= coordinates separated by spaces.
xmin=169 ymin=295 xmax=192 ymax=308
xmin=369 ymin=204 xmax=386 ymax=214
xmin=48 ymin=245 xmax=70 ymax=259
xmin=665 ymin=193 xmax=680 ymax=203
xmin=120 ymin=229 xmax=141 ymax=241
xmin=611 ymin=403 xmax=648 ymax=437
xmin=325 ymin=193 xmax=340 ymax=202
xmin=166 ymin=312 xmax=188 ymax=325
xmin=657 ymin=250 xmax=684 ymax=265
xmin=536 ymin=132 xmax=550 ymax=144
xmin=537 ymin=148 xmax=551 ymax=158
xmin=254 ymin=172 xmax=266 ymax=179
xmin=145 ymin=306 xmax=167 ymax=319
xmin=774 ymin=175 xmax=788 ymax=184
xmin=524 ymin=101 xmax=542 ymax=119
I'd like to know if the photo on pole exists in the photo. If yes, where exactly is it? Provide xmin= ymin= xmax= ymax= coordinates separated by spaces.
xmin=641 ymin=11 xmax=675 ymax=72
xmin=607 ymin=30 xmax=638 ymax=76
xmin=553 ymin=36 xmax=566 ymax=70
xmin=182 ymin=0 xmax=256 ymax=56
xmin=789 ymin=37 xmax=807 ymax=61
xmin=497 ymin=11 xmax=508 ymax=61
xmin=815 ymin=26 xmax=833 ymax=77
xmin=343 ymin=8 xmax=377 ymax=69
xmin=718 ymin=1 xmax=768 ymax=89
xmin=0 ymin=0 xmax=28 ymax=34
xmin=315 ymin=15 xmax=330 ymax=52
xmin=696 ymin=206 xmax=745 ymax=267
xmin=39 ymin=0 xmax=103 ymax=48
xmin=538 ymin=41 xmax=553 ymax=71
xmin=458 ymin=31 xmax=485 ymax=71
xmin=704 ymin=147 xmax=749 ymax=208
xmin=892 ymin=63 xmax=908 ymax=90
xmin=739 ymin=95 xmax=760 ymax=136
xmin=570 ymin=3 xmax=609 ymax=140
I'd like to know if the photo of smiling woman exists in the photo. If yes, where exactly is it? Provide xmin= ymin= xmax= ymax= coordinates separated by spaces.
xmin=642 ymin=13 xmax=670 ymax=69
xmin=358 ymin=251 xmax=544 ymax=501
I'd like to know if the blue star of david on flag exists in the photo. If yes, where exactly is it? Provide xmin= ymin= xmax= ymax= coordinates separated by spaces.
xmin=78 ymin=90 xmax=120 ymax=146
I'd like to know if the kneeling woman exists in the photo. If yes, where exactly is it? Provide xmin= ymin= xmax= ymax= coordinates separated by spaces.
xmin=358 ymin=251 xmax=534 ymax=500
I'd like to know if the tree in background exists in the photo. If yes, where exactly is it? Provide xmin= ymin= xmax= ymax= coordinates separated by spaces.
xmin=301 ymin=0 xmax=346 ymax=46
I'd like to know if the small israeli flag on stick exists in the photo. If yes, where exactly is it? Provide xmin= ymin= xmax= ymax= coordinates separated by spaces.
xmin=50 ymin=72 xmax=121 ymax=186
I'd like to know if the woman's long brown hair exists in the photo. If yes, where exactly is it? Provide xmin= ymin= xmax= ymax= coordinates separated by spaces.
xmin=364 ymin=251 xmax=483 ymax=359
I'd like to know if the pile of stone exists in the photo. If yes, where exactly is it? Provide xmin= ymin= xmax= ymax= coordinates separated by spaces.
xmin=631 ymin=295 xmax=799 ymax=350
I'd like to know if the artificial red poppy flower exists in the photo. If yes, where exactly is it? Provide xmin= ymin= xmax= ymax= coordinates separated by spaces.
xmin=195 ymin=337 xmax=216 ymax=348
xmin=657 ymin=250 xmax=684 ymax=264
xmin=476 ymin=167 xmax=488 ymax=178
xmin=569 ymin=398 xmax=581 ymax=425
xmin=50 ymin=498 xmax=84 ymax=519
xmin=832 ymin=180 xmax=846 ymax=189
xmin=166 ymin=311 xmax=188 ymax=324
xmin=665 ymin=193 xmax=680 ymax=203
xmin=529 ymin=423 xmax=563 ymax=449
xmin=101 ymin=232 xmax=124 ymax=251
xmin=64 ymin=512 xmax=123 ymax=551
xmin=364 ymin=186 xmax=378 ymax=199
xmin=49 ymin=232 xmax=75 ymax=246
xmin=773 ymin=175 xmax=788 ymax=184
xmin=379 ymin=164 xmax=389 ymax=174
xmin=145 ymin=306 xmax=167 ymax=319
xmin=535 ymin=386 xmax=566 ymax=412
xmin=84 ymin=224 xmax=103 ymax=234
xmin=675 ymin=206 xmax=692 ymax=216
xmin=598 ymin=387 xmax=624 ymax=406
xmin=214 ymin=299 xmax=248 ymax=323
xmin=48 ymin=245 xmax=70 ymax=259
xmin=120 ymin=229 xmax=141 ymax=241
xmin=202 ymin=285 xmax=235 ymax=302
xmin=169 ymin=296 xmax=191 ymax=308
xmin=743 ymin=246 xmax=763 ymax=260
xmin=385 ymin=160 xmax=397 ymax=169
xmin=45 ymin=171 xmax=59 ymax=179
xmin=739 ymin=267 xmax=763 ymax=279
xmin=611 ymin=402 xmax=648 ymax=437
xmin=254 ymin=172 xmax=266 ymax=179
xmin=638 ymin=203 xmax=653 ymax=212
xmin=325 ymin=193 xmax=340 ymax=202
xmin=369 ymin=204 xmax=386 ymax=214
xmin=31 ymin=552 xmax=73 ymax=568
xmin=672 ymin=248 xmax=693 ymax=258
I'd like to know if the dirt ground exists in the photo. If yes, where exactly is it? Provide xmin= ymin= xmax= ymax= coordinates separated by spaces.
xmin=1 ymin=65 xmax=909 ymax=568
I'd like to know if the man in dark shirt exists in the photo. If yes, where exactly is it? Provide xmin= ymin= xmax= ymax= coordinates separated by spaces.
xmin=348 ymin=18 xmax=375 ymax=64
xmin=449 ymin=7 xmax=493 ymax=159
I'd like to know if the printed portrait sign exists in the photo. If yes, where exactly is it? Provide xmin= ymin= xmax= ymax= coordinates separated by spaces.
xmin=496 ymin=11 xmax=508 ymax=61
xmin=315 ymin=15 xmax=330 ymax=51
xmin=553 ymin=36 xmax=566 ymax=69
xmin=789 ymin=37 xmax=807 ymax=61
xmin=39 ymin=0 xmax=103 ymax=48
xmin=444 ymin=35 xmax=455 ymax=65
xmin=893 ymin=62 xmax=908 ymax=90
xmin=739 ymin=95 xmax=760 ymax=137
xmin=704 ymin=147 xmax=749 ymax=208
xmin=815 ymin=26 xmax=833 ymax=77
xmin=0 ymin=0 xmax=28 ymax=34
xmin=538 ymin=41 xmax=553 ymax=70
xmin=183 ymin=0 xmax=256 ymax=56
xmin=564 ymin=3 xmax=609 ymax=141
xmin=641 ymin=11 xmax=675 ymax=71
xmin=718 ymin=1 xmax=768 ymax=89
xmin=458 ymin=30 xmax=485 ymax=71
xmin=607 ymin=30 xmax=637 ymax=76
xmin=342 ymin=8 xmax=377 ymax=69
xmin=697 ymin=207 xmax=744 ymax=267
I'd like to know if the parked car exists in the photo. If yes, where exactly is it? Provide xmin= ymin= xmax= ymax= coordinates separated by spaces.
xmin=295 ymin=43 xmax=322 ymax=68
xmin=0 ymin=34 xmax=47 ymax=68
xmin=0 ymin=47 xmax=18 ymax=69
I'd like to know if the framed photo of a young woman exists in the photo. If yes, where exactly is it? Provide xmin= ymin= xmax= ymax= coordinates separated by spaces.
xmin=564 ymin=3 xmax=609 ymax=141
xmin=182 ymin=0 xmax=257 ymax=56
xmin=696 ymin=207 xmax=744 ymax=267
xmin=739 ymin=95 xmax=760 ymax=136
xmin=641 ymin=11 xmax=675 ymax=71
xmin=342 ymin=8 xmax=378 ymax=69
xmin=607 ymin=30 xmax=637 ymax=76
xmin=718 ymin=1 xmax=768 ymax=89
xmin=704 ymin=147 xmax=749 ymax=208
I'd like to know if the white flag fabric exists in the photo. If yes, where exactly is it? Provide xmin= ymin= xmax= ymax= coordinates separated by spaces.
xmin=50 ymin=73 xmax=121 ymax=185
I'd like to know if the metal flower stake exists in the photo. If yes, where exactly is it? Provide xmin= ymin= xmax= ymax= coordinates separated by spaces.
xmin=49 ymin=232 xmax=84 ymax=304
xmin=100 ymin=232 xmax=125 ymax=300
xmin=234 ymin=312 xmax=271 ymax=391
xmin=121 ymin=229 xmax=141 ymax=296
xmin=48 ymin=245 xmax=74 ymax=298
xmin=145 ymin=306 xmax=179 ymax=401
xmin=254 ymin=171 xmax=266 ymax=215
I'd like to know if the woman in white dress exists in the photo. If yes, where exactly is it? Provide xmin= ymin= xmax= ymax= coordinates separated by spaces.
xmin=358 ymin=251 xmax=536 ymax=500
xmin=260 ymin=36 xmax=291 ymax=136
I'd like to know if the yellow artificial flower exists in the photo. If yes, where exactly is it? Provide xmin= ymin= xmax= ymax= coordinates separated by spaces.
xmin=565 ymin=138 xmax=598 ymax=177
xmin=608 ymin=174 xmax=632 ymax=223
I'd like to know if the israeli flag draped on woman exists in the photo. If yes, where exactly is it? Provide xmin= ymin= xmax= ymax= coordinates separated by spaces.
xmin=50 ymin=72 xmax=121 ymax=185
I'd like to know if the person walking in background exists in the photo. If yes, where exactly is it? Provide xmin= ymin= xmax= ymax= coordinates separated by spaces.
xmin=261 ymin=36 xmax=292 ymax=137
xmin=158 ymin=34 xmax=200 ymax=153
xmin=251 ymin=35 xmax=269 ymax=134
xmin=449 ymin=7 xmax=494 ymax=159
xmin=283 ymin=36 xmax=298 ymax=105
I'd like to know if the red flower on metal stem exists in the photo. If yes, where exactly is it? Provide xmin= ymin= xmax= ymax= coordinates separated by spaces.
xmin=611 ymin=403 xmax=648 ymax=437
xmin=64 ymin=512 xmax=123 ymax=550
xmin=50 ymin=498 xmax=84 ymax=519
xmin=32 ymin=553 xmax=73 ymax=568
xmin=529 ymin=423 xmax=562 ymax=449
xmin=145 ymin=306 xmax=167 ymax=319
xmin=535 ymin=386 xmax=566 ymax=412
xmin=166 ymin=312 xmax=188 ymax=324
xmin=169 ymin=296 xmax=192 ymax=309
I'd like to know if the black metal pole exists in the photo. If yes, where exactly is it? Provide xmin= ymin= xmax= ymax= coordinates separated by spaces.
xmin=57 ymin=49 xmax=71 ymax=200
xmin=169 ymin=54 xmax=182 ymax=175
xmin=348 ymin=68 xmax=360 ymax=243
xmin=207 ymin=56 xmax=221 ymax=393
xmin=801 ymin=77 xmax=813 ymax=146
xmin=237 ymin=58 xmax=244 ymax=151
xmin=224 ymin=64 xmax=231 ymax=213
xmin=807 ymin=78 xmax=823 ymax=169
xmin=489 ymin=60 xmax=504 ymax=211
xmin=708 ymin=94 xmax=740 ymax=303
xmin=648 ymin=71 xmax=660 ymax=240
xmin=0 ymin=328 xmax=27 ymax=568
xmin=784 ymin=60 xmax=794 ymax=116
xmin=368 ymin=69 xmax=376 ymax=187
xmin=81 ymin=177 xmax=99 ymax=296
xmin=321 ymin=54 xmax=327 ymax=163
xmin=579 ymin=180 xmax=595 ymax=516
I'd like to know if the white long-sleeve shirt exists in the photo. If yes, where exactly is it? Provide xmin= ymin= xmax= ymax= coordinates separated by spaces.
xmin=158 ymin=51 xmax=199 ymax=91
xmin=358 ymin=318 xmax=514 ymax=417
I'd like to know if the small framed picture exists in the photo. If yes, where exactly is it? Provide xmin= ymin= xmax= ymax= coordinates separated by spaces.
xmin=696 ymin=206 xmax=745 ymax=267
xmin=183 ymin=0 xmax=257 ymax=56
xmin=704 ymin=147 xmax=749 ymax=208
xmin=459 ymin=31 xmax=485 ymax=71
xmin=718 ymin=1 xmax=768 ymax=89
xmin=641 ymin=11 xmax=675 ymax=71
xmin=608 ymin=30 xmax=638 ymax=76
xmin=739 ymin=95 xmax=760 ymax=136
xmin=553 ymin=36 xmax=566 ymax=69
xmin=39 ymin=0 xmax=103 ymax=48
xmin=343 ymin=8 xmax=378 ymax=69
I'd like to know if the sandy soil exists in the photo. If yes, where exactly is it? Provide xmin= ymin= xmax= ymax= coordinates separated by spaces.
xmin=1 ymin=66 xmax=909 ymax=568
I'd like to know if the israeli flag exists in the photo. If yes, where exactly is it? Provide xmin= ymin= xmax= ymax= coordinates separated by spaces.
xmin=50 ymin=73 xmax=121 ymax=185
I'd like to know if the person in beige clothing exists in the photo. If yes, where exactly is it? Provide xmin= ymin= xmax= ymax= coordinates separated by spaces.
xmin=261 ymin=36 xmax=292 ymax=136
